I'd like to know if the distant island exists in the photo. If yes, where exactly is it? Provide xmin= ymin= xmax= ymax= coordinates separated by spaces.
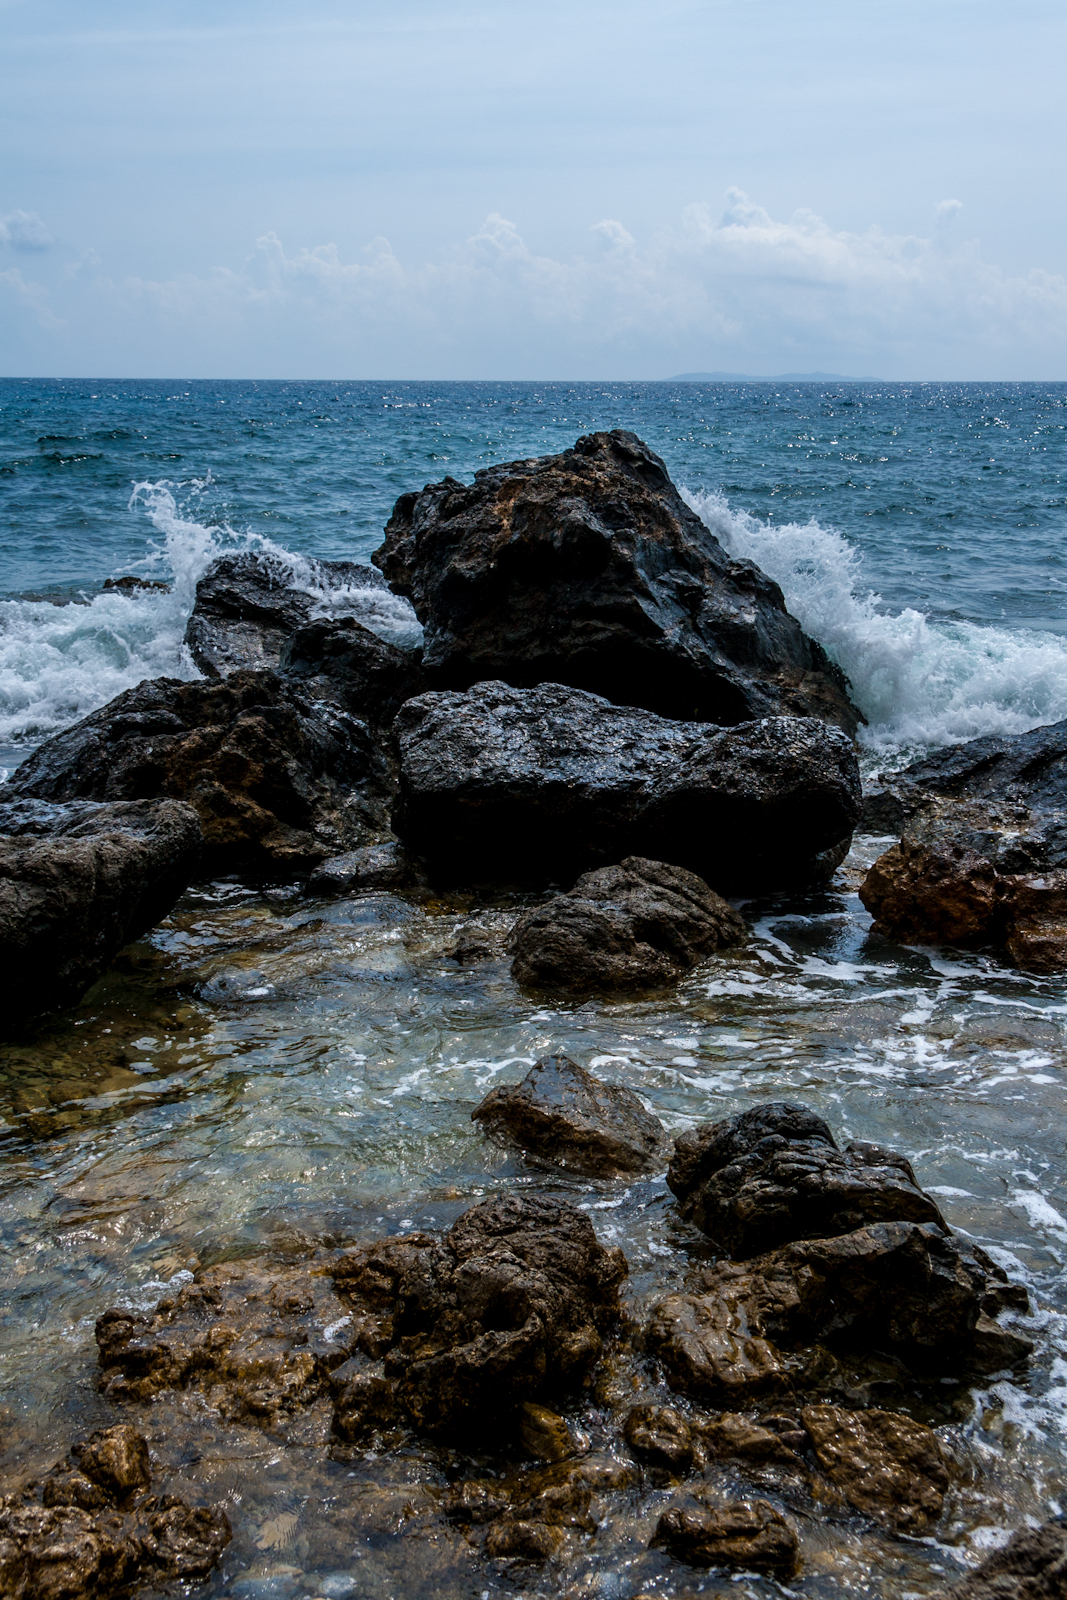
xmin=669 ymin=370 xmax=881 ymax=382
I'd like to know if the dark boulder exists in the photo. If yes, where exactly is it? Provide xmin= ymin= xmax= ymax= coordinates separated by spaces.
xmin=667 ymin=1102 xmax=946 ymax=1257
xmin=304 ymin=841 xmax=417 ymax=896
xmin=4 ymin=669 xmax=395 ymax=875
xmin=373 ymin=428 xmax=860 ymax=735
xmin=943 ymin=1517 xmax=1067 ymax=1600
xmin=394 ymin=680 xmax=861 ymax=889
xmin=871 ymin=717 xmax=1067 ymax=817
xmin=183 ymin=551 xmax=394 ymax=677
xmin=471 ymin=1050 xmax=670 ymax=1177
xmin=279 ymin=615 xmax=426 ymax=725
xmin=509 ymin=856 xmax=745 ymax=991
xmin=649 ymin=1495 xmax=799 ymax=1574
xmin=0 ymin=797 xmax=201 ymax=1029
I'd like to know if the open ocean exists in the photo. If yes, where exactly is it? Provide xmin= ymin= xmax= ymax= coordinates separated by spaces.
xmin=2 ymin=379 xmax=1067 ymax=1599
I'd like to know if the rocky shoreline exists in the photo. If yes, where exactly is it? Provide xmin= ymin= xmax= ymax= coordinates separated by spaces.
xmin=1 ymin=430 xmax=1064 ymax=1598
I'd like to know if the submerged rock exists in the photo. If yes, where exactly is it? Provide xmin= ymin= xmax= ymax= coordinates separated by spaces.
xmin=800 ymin=1403 xmax=948 ymax=1532
xmin=4 ymin=670 xmax=395 ymax=874
xmin=395 ymin=681 xmax=861 ymax=889
xmin=373 ymin=428 xmax=860 ymax=734
xmin=471 ymin=1051 xmax=670 ymax=1177
xmin=667 ymin=1101 xmax=946 ymax=1257
xmin=0 ymin=797 xmax=201 ymax=1029
xmin=509 ymin=856 xmax=745 ymax=991
xmin=943 ymin=1516 xmax=1067 ymax=1599
xmin=0 ymin=1424 xmax=230 ymax=1600
xmin=649 ymin=1494 xmax=799 ymax=1574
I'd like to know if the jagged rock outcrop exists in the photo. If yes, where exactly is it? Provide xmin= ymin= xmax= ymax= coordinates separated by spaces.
xmin=943 ymin=1516 xmax=1067 ymax=1599
xmin=279 ymin=616 xmax=426 ymax=725
xmin=4 ymin=670 xmax=395 ymax=874
xmin=509 ymin=856 xmax=745 ymax=991
xmin=0 ymin=797 xmax=201 ymax=1029
xmin=394 ymin=681 xmax=861 ymax=888
xmin=471 ymin=1051 xmax=670 ymax=1177
xmin=0 ymin=1425 xmax=230 ymax=1600
xmin=373 ymin=428 xmax=860 ymax=734
xmin=666 ymin=1102 xmax=947 ymax=1257
xmin=865 ymin=717 xmax=1067 ymax=825
xmin=183 ymin=551 xmax=394 ymax=677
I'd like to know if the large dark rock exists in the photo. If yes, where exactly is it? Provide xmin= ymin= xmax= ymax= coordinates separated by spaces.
xmin=279 ymin=615 xmax=426 ymax=725
xmin=667 ymin=1101 xmax=947 ymax=1257
xmin=373 ymin=429 xmax=860 ymax=734
xmin=4 ymin=670 xmax=395 ymax=875
xmin=872 ymin=717 xmax=1067 ymax=817
xmin=394 ymin=681 xmax=861 ymax=889
xmin=183 ymin=551 xmax=394 ymax=677
xmin=471 ymin=1050 xmax=670 ymax=1177
xmin=943 ymin=1517 xmax=1067 ymax=1600
xmin=509 ymin=856 xmax=745 ymax=991
xmin=0 ymin=798 xmax=201 ymax=1029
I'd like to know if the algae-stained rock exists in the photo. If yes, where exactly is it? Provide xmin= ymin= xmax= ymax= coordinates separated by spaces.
xmin=279 ymin=615 xmax=426 ymax=726
xmin=5 ymin=669 xmax=395 ymax=874
xmin=667 ymin=1101 xmax=945 ymax=1257
xmin=800 ymin=1403 xmax=948 ymax=1531
xmin=395 ymin=680 xmax=861 ymax=889
xmin=471 ymin=1051 xmax=670 ymax=1178
xmin=509 ymin=857 xmax=745 ymax=991
xmin=373 ymin=428 xmax=860 ymax=734
xmin=650 ymin=1494 xmax=799 ymax=1574
xmin=0 ymin=797 xmax=201 ymax=1030
xmin=943 ymin=1516 xmax=1067 ymax=1600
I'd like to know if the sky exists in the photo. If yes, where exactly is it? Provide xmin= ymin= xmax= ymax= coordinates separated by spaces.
xmin=1 ymin=0 xmax=1065 ymax=380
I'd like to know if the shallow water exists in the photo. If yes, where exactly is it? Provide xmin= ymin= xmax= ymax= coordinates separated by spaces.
xmin=1 ymin=836 xmax=1064 ymax=1598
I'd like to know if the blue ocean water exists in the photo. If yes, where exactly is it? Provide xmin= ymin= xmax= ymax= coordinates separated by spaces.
xmin=2 ymin=377 xmax=1067 ymax=767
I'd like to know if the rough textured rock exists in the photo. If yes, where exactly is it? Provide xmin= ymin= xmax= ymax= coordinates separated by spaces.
xmin=860 ymin=800 xmax=1067 ymax=971
xmin=395 ymin=681 xmax=861 ymax=889
xmin=646 ymin=1221 xmax=1031 ymax=1402
xmin=373 ymin=429 xmax=860 ymax=734
xmin=183 ymin=551 xmax=393 ymax=678
xmin=699 ymin=1412 xmax=805 ymax=1467
xmin=0 ymin=798 xmax=201 ymax=1029
xmin=649 ymin=1495 xmax=799 ymax=1574
xmin=869 ymin=717 xmax=1067 ymax=818
xmin=623 ymin=1404 xmax=695 ymax=1470
xmin=667 ymin=1102 xmax=946 ymax=1257
xmin=800 ymin=1404 xmax=948 ymax=1531
xmin=943 ymin=1517 xmax=1067 ymax=1600
xmin=97 ymin=1196 xmax=625 ymax=1450
xmin=509 ymin=856 xmax=745 ymax=991
xmin=4 ymin=670 xmax=395 ymax=874
xmin=304 ymin=841 xmax=416 ymax=896
xmin=0 ymin=1426 xmax=230 ymax=1600
xmin=279 ymin=616 xmax=426 ymax=725
xmin=471 ymin=1051 xmax=670 ymax=1177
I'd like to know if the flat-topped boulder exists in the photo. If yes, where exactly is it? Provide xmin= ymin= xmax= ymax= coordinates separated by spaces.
xmin=509 ymin=856 xmax=745 ymax=991
xmin=4 ymin=669 xmax=395 ymax=875
xmin=0 ymin=797 xmax=201 ymax=1030
xmin=373 ymin=428 xmax=861 ymax=734
xmin=394 ymin=681 xmax=861 ymax=889
xmin=472 ymin=1051 xmax=670 ymax=1177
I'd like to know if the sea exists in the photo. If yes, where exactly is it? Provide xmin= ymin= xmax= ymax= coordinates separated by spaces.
xmin=1 ymin=379 xmax=1066 ymax=1599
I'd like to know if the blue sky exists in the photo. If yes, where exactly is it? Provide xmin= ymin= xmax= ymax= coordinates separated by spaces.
xmin=1 ymin=0 xmax=1065 ymax=378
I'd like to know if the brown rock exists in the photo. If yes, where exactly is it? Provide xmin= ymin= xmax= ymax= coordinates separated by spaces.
xmin=70 ymin=1426 xmax=151 ymax=1502
xmin=0 ymin=1502 xmax=135 ymax=1600
xmin=623 ymin=1404 xmax=694 ymax=1470
xmin=700 ymin=1413 xmax=804 ymax=1466
xmin=801 ymin=1403 xmax=948 ymax=1530
xmin=644 ymin=1291 xmax=790 ymax=1405
xmin=943 ymin=1516 xmax=1067 ymax=1599
xmin=518 ymin=1402 xmax=575 ymax=1463
xmin=471 ymin=1051 xmax=669 ymax=1178
xmin=649 ymin=1495 xmax=799 ymax=1575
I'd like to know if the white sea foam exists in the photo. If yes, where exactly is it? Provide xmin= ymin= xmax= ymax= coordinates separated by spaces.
xmin=683 ymin=488 xmax=1067 ymax=758
xmin=0 ymin=478 xmax=419 ymax=764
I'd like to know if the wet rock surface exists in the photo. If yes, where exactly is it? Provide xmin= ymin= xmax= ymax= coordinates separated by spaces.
xmin=509 ymin=856 xmax=746 ymax=991
xmin=183 ymin=551 xmax=391 ymax=678
xmin=373 ymin=428 xmax=860 ymax=733
xmin=278 ymin=615 xmax=426 ymax=726
xmin=471 ymin=1050 xmax=670 ymax=1177
xmin=0 ymin=1424 xmax=230 ymax=1600
xmin=395 ymin=681 xmax=861 ymax=888
xmin=4 ymin=669 xmax=395 ymax=874
xmin=943 ymin=1516 xmax=1067 ymax=1599
xmin=800 ymin=1403 xmax=948 ymax=1531
xmin=667 ymin=1101 xmax=947 ymax=1256
xmin=649 ymin=1494 xmax=799 ymax=1574
xmin=0 ymin=797 xmax=201 ymax=1030
xmin=304 ymin=840 xmax=417 ymax=896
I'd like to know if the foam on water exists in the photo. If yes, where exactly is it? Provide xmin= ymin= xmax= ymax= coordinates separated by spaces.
xmin=684 ymin=487 xmax=1067 ymax=759
xmin=0 ymin=478 xmax=419 ymax=770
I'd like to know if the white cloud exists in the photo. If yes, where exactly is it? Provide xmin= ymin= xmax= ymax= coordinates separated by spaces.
xmin=0 ymin=264 xmax=61 ymax=327
xmin=0 ymin=209 xmax=53 ymax=250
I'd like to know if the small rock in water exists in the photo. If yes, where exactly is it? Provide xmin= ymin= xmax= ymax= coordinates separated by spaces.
xmin=305 ymin=841 xmax=415 ymax=896
xmin=471 ymin=1050 xmax=670 ymax=1177
xmin=623 ymin=1404 xmax=694 ymax=1470
xmin=649 ymin=1494 xmax=799 ymax=1575
xmin=800 ymin=1403 xmax=949 ymax=1531
xmin=509 ymin=856 xmax=745 ymax=992
xmin=518 ymin=1401 xmax=575 ymax=1462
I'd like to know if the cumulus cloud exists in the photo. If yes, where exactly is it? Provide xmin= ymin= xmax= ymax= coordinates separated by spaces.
xmin=0 ymin=210 xmax=53 ymax=250
xmin=33 ymin=191 xmax=1067 ymax=375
